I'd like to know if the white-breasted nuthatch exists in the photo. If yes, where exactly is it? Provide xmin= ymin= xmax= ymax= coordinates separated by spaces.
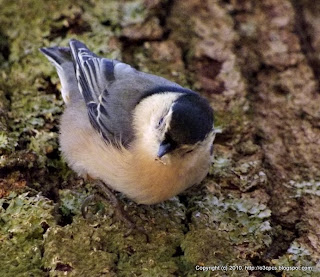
xmin=40 ymin=39 xmax=215 ymax=205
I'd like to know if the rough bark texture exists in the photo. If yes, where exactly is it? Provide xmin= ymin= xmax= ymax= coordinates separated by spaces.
xmin=0 ymin=0 xmax=319 ymax=276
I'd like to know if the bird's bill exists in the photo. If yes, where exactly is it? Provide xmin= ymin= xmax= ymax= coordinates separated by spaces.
xmin=157 ymin=140 xmax=176 ymax=158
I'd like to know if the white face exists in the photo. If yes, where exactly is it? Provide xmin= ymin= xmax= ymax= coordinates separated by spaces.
xmin=155 ymin=103 xmax=216 ymax=159
xmin=156 ymin=130 xmax=215 ymax=167
xmin=156 ymin=113 xmax=215 ymax=165
xmin=132 ymin=93 xmax=179 ymax=156
xmin=154 ymin=107 xmax=172 ymax=142
xmin=132 ymin=92 xmax=215 ymax=161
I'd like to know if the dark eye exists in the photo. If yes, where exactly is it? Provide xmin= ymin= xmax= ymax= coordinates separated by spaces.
xmin=185 ymin=149 xmax=193 ymax=154
xmin=157 ymin=117 xmax=164 ymax=127
xmin=210 ymin=144 xmax=214 ymax=155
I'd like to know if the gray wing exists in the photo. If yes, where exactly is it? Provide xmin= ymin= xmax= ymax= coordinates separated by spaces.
xmin=69 ymin=39 xmax=187 ymax=146
xmin=40 ymin=47 xmax=80 ymax=104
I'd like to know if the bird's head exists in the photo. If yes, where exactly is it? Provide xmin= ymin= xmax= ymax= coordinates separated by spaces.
xmin=156 ymin=93 xmax=214 ymax=160
xmin=133 ymin=91 xmax=215 ymax=164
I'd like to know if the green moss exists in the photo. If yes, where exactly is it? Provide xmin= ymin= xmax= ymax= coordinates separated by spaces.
xmin=88 ymin=0 xmax=120 ymax=27
xmin=213 ymin=107 xmax=247 ymax=134
xmin=272 ymin=241 xmax=319 ymax=276
xmin=191 ymin=194 xmax=272 ymax=253
xmin=43 ymin=220 xmax=118 ymax=277
xmin=0 ymin=1 xmax=127 ymax=274
xmin=0 ymin=0 xmax=122 ymax=173
xmin=0 ymin=193 xmax=55 ymax=276
xmin=1 ymin=0 xmax=308 ymax=276
xmin=58 ymin=188 xmax=94 ymax=218
xmin=286 ymin=180 xmax=320 ymax=198
xmin=209 ymin=156 xmax=232 ymax=177
xmin=43 ymin=197 xmax=187 ymax=276
xmin=120 ymin=0 xmax=147 ymax=27
xmin=182 ymin=229 xmax=251 ymax=277
xmin=0 ymin=131 xmax=18 ymax=154
xmin=28 ymin=131 xmax=59 ymax=166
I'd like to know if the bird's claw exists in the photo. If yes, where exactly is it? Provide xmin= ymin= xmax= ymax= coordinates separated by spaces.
xmin=81 ymin=180 xmax=149 ymax=241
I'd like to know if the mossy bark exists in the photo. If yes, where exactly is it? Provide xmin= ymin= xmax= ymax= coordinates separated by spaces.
xmin=0 ymin=0 xmax=320 ymax=276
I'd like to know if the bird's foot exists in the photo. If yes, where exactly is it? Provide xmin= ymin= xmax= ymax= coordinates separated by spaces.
xmin=81 ymin=180 xmax=147 ymax=238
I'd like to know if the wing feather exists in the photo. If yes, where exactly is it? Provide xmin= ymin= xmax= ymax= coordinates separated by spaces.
xmin=69 ymin=39 xmax=190 ymax=146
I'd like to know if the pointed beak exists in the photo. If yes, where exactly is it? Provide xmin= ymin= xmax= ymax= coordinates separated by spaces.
xmin=157 ymin=141 xmax=176 ymax=158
